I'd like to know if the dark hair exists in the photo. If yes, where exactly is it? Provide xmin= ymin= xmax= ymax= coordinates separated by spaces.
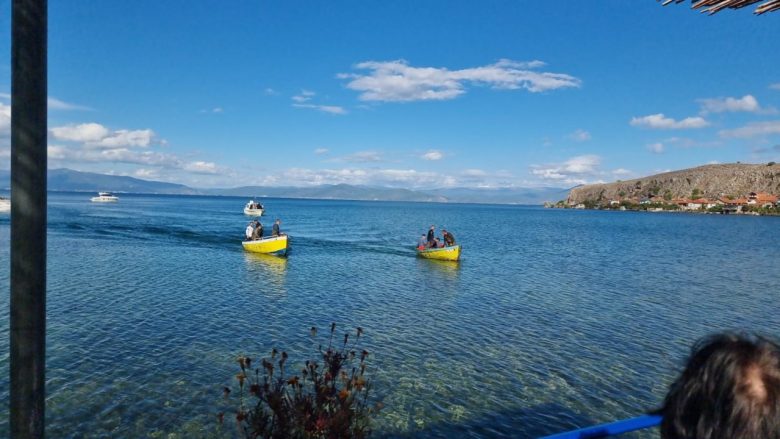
xmin=658 ymin=332 xmax=780 ymax=439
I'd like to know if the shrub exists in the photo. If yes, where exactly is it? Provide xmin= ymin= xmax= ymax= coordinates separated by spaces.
xmin=220 ymin=324 xmax=379 ymax=438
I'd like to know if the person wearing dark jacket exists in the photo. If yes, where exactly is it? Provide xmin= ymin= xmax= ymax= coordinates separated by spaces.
xmin=272 ymin=219 xmax=282 ymax=237
xmin=251 ymin=220 xmax=263 ymax=240
xmin=442 ymin=229 xmax=455 ymax=246
xmin=426 ymin=225 xmax=435 ymax=247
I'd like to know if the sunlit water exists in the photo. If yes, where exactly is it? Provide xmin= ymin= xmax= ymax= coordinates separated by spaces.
xmin=0 ymin=192 xmax=778 ymax=437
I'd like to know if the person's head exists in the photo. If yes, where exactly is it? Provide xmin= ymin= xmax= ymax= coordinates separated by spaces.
xmin=275 ymin=219 xmax=281 ymax=224
xmin=430 ymin=225 xmax=435 ymax=230
xmin=659 ymin=332 xmax=780 ymax=439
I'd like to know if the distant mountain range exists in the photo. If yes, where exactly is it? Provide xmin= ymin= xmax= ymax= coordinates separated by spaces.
xmin=0 ymin=168 xmax=570 ymax=205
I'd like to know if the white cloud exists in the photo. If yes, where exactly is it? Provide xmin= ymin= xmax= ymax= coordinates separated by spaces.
xmin=272 ymin=167 xmax=450 ymax=188
xmin=0 ymin=102 xmax=10 ymax=135
xmin=48 ymin=97 xmax=92 ymax=111
xmin=421 ymin=150 xmax=444 ymax=160
xmin=462 ymin=169 xmax=486 ymax=177
xmin=568 ymin=129 xmax=591 ymax=142
xmin=292 ymin=103 xmax=347 ymax=114
xmin=182 ymin=160 xmax=219 ymax=174
xmin=335 ymin=151 xmax=384 ymax=163
xmin=338 ymin=59 xmax=581 ymax=102
xmin=530 ymin=154 xmax=602 ymax=185
xmin=719 ymin=120 xmax=780 ymax=138
xmin=200 ymin=107 xmax=223 ymax=113
xmin=612 ymin=168 xmax=632 ymax=176
xmin=91 ymin=129 xmax=155 ymax=148
xmin=50 ymin=123 xmax=110 ymax=142
xmin=50 ymin=123 xmax=157 ymax=148
xmin=630 ymin=113 xmax=709 ymax=129
xmin=314 ymin=148 xmax=329 ymax=155
xmin=770 ymin=83 xmax=780 ymax=91
xmin=292 ymin=90 xmax=315 ymax=103
xmin=48 ymin=143 xmax=221 ymax=176
xmin=698 ymin=95 xmax=764 ymax=114
xmin=647 ymin=142 xmax=665 ymax=154
xmin=264 ymin=88 xmax=279 ymax=96
xmin=133 ymin=168 xmax=160 ymax=179
xmin=291 ymin=91 xmax=346 ymax=114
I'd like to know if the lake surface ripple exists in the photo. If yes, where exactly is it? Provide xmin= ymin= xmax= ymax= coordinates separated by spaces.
xmin=0 ymin=193 xmax=777 ymax=437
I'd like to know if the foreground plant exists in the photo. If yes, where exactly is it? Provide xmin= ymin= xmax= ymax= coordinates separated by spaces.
xmin=220 ymin=324 xmax=380 ymax=438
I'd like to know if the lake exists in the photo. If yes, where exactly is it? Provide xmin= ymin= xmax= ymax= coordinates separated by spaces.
xmin=0 ymin=192 xmax=778 ymax=437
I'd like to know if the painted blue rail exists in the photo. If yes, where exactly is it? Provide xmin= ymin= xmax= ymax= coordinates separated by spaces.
xmin=540 ymin=414 xmax=662 ymax=438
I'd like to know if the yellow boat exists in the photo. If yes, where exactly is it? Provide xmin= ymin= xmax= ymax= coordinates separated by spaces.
xmin=416 ymin=245 xmax=461 ymax=261
xmin=242 ymin=235 xmax=289 ymax=255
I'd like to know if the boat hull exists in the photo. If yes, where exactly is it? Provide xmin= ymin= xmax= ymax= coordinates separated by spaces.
xmin=243 ymin=208 xmax=264 ymax=216
xmin=91 ymin=197 xmax=118 ymax=202
xmin=242 ymin=235 xmax=288 ymax=255
xmin=417 ymin=245 xmax=461 ymax=261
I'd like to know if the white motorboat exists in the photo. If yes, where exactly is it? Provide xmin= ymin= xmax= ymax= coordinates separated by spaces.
xmin=91 ymin=192 xmax=119 ymax=202
xmin=244 ymin=199 xmax=264 ymax=216
xmin=0 ymin=197 xmax=10 ymax=212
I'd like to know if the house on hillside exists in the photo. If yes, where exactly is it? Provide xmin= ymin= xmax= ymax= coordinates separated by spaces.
xmin=748 ymin=192 xmax=779 ymax=208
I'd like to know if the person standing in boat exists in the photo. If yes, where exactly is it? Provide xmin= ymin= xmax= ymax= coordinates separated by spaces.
xmin=442 ymin=229 xmax=455 ymax=247
xmin=251 ymin=220 xmax=263 ymax=240
xmin=272 ymin=219 xmax=282 ymax=237
xmin=426 ymin=225 xmax=436 ymax=248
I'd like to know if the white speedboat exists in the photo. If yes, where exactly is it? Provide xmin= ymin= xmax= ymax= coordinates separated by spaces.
xmin=91 ymin=192 xmax=119 ymax=202
xmin=0 ymin=197 xmax=10 ymax=212
xmin=244 ymin=200 xmax=264 ymax=216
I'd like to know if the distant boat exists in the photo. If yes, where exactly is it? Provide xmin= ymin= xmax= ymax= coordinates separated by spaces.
xmin=417 ymin=245 xmax=461 ymax=261
xmin=0 ymin=197 xmax=10 ymax=212
xmin=242 ymin=235 xmax=288 ymax=256
xmin=243 ymin=200 xmax=264 ymax=216
xmin=91 ymin=192 xmax=119 ymax=202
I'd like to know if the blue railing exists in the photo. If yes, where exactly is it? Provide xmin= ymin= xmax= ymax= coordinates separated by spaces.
xmin=540 ymin=414 xmax=662 ymax=438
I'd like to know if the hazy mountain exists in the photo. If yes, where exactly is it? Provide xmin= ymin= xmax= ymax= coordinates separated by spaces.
xmin=425 ymin=187 xmax=571 ymax=205
xmin=0 ymin=168 xmax=197 ymax=194
xmin=206 ymin=184 xmax=447 ymax=202
xmin=0 ymin=168 xmax=570 ymax=204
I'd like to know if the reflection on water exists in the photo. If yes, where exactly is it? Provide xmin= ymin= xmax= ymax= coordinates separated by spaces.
xmin=243 ymin=252 xmax=288 ymax=295
xmin=418 ymin=258 xmax=461 ymax=280
xmin=0 ymin=194 xmax=778 ymax=437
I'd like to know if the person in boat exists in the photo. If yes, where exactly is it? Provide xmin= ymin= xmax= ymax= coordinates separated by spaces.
xmin=442 ymin=229 xmax=455 ymax=247
xmin=251 ymin=220 xmax=263 ymax=240
xmin=426 ymin=225 xmax=436 ymax=248
xmin=417 ymin=234 xmax=427 ymax=250
xmin=245 ymin=221 xmax=255 ymax=241
xmin=272 ymin=219 xmax=282 ymax=237
xmin=656 ymin=332 xmax=780 ymax=439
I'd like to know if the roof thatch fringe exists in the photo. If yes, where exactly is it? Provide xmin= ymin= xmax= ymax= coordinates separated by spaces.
xmin=661 ymin=0 xmax=780 ymax=14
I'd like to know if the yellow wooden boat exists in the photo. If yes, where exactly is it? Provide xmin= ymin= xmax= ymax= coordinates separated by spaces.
xmin=242 ymin=235 xmax=289 ymax=255
xmin=416 ymin=245 xmax=461 ymax=261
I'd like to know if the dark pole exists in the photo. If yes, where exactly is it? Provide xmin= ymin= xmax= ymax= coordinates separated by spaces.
xmin=10 ymin=0 xmax=48 ymax=437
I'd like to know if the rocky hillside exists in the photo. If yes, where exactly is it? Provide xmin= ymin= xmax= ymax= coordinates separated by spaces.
xmin=567 ymin=163 xmax=780 ymax=204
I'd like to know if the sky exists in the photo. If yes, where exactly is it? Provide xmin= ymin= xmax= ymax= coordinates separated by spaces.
xmin=1 ymin=0 xmax=779 ymax=189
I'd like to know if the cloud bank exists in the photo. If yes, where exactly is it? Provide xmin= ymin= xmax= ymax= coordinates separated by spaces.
xmin=338 ymin=59 xmax=581 ymax=102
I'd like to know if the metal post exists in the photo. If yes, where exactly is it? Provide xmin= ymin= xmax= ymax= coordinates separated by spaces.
xmin=10 ymin=0 xmax=48 ymax=437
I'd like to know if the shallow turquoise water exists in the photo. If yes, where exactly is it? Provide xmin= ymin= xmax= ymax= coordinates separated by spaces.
xmin=0 ymin=192 xmax=778 ymax=437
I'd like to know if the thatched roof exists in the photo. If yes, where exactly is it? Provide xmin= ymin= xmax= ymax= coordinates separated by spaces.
xmin=661 ymin=0 xmax=780 ymax=14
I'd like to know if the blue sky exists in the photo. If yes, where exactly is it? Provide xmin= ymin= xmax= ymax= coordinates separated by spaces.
xmin=1 ymin=1 xmax=779 ymax=188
